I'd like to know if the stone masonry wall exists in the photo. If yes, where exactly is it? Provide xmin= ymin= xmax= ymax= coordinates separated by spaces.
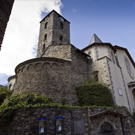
xmin=13 ymin=57 xmax=73 ymax=105
xmin=71 ymin=46 xmax=90 ymax=106
xmin=0 ymin=107 xmax=134 ymax=135
xmin=44 ymin=44 xmax=71 ymax=60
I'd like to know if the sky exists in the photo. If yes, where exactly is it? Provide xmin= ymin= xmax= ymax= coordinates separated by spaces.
xmin=0 ymin=0 xmax=135 ymax=85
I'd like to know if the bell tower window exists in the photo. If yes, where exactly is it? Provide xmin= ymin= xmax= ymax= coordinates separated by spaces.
xmin=42 ymin=44 xmax=45 ymax=52
xmin=44 ymin=34 xmax=47 ymax=41
xmin=59 ymin=35 xmax=63 ymax=42
xmin=45 ymin=22 xmax=48 ymax=29
xmin=60 ymin=22 xmax=63 ymax=29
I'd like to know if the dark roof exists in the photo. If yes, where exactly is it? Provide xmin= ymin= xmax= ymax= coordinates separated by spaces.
xmin=82 ymin=43 xmax=116 ymax=53
xmin=114 ymin=45 xmax=135 ymax=67
xmin=0 ymin=0 xmax=15 ymax=50
xmin=40 ymin=10 xmax=70 ymax=23
xmin=8 ymin=75 xmax=16 ymax=82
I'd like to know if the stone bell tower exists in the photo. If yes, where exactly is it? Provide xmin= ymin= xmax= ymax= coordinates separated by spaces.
xmin=37 ymin=10 xmax=70 ymax=57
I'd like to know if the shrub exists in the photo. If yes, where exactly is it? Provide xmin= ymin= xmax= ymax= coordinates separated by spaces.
xmin=76 ymin=82 xmax=114 ymax=107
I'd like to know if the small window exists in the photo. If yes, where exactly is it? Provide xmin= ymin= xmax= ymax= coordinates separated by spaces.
xmin=59 ymin=35 xmax=63 ymax=41
xmin=92 ymin=71 xmax=98 ymax=82
xmin=9 ymin=84 xmax=12 ymax=89
xmin=42 ymin=44 xmax=45 ymax=52
xmin=94 ymin=74 xmax=98 ymax=82
xmin=60 ymin=22 xmax=63 ymax=29
xmin=44 ymin=34 xmax=47 ymax=41
xmin=45 ymin=22 xmax=48 ymax=29
xmin=132 ymin=89 xmax=135 ymax=102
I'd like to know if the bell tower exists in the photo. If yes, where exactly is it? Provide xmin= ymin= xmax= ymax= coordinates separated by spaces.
xmin=37 ymin=10 xmax=70 ymax=57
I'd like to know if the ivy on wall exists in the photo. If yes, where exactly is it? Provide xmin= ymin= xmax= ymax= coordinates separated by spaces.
xmin=76 ymin=81 xmax=114 ymax=107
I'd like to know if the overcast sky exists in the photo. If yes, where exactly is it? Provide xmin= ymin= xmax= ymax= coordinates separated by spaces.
xmin=0 ymin=0 xmax=135 ymax=85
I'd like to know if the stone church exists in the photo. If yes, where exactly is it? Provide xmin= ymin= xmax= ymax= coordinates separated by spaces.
xmin=4 ymin=10 xmax=135 ymax=135
xmin=8 ymin=10 xmax=135 ymax=112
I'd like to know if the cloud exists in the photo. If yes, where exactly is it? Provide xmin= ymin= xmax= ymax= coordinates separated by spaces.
xmin=72 ymin=8 xmax=77 ymax=13
xmin=0 ymin=0 xmax=63 ymax=77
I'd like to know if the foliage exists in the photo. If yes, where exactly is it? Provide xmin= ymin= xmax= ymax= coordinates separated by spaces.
xmin=132 ymin=112 xmax=135 ymax=120
xmin=60 ymin=99 xmax=67 ymax=105
xmin=0 ymin=93 xmax=54 ymax=126
xmin=76 ymin=81 xmax=114 ymax=107
xmin=0 ymin=87 xmax=13 ymax=105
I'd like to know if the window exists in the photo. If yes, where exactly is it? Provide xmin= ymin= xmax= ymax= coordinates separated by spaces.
xmin=45 ymin=22 xmax=48 ymax=29
xmin=44 ymin=34 xmax=47 ymax=41
xmin=42 ymin=44 xmax=45 ymax=52
xmin=92 ymin=71 xmax=98 ymax=82
xmin=59 ymin=35 xmax=63 ymax=41
xmin=132 ymin=89 xmax=135 ymax=102
xmin=9 ymin=84 xmax=12 ymax=89
xmin=60 ymin=22 xmax=63 ymax=29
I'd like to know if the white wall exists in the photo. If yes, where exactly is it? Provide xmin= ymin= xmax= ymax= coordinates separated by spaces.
xmin=116 ymin=49 xmax=135 ymax=112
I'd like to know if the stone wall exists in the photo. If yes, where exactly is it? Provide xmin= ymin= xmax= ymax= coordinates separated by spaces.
xmin=70 ymin=46 xmax=91 ymax=105
xmin=13 ymin=57 xmax=73 ymax=105
xmin=44 ymin=44 xmax=71 ymax=60
xmin=13 ymin=45 xmax=90 ymax=105
xmin=0 ymin=107 xmax=134 ymax=135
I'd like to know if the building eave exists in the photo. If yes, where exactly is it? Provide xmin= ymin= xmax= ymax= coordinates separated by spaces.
xmin=82 ymin=43 xmax=116 ymax=53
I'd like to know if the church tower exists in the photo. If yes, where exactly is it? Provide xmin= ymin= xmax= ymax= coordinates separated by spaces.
xmin=37 ymin=10 xmax=70 ymax=57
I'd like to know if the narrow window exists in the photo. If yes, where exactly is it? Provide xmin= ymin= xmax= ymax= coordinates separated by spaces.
xmin=9 ymin=84 xmax=12 ymax=89
xmin=45 ymin=22 xmax=48 ymax=29
xmin=94 ymin=74 xmax=98 ymax=82
xmin=60 ymin=22 xmax=63 ymax=29
xmin=42 ymin=44 xmax=45 ymax=52
xmin=132 ymin=89 xmax=135 ymax=102
xmin=59 ymin=35 xmax=63 ymax=41
xmin=92 ymin=71 xmax=98 ymax=82
xmin=44 ymin=34 xmax=47 ymax=41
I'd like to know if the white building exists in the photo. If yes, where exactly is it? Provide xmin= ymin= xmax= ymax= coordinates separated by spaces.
xmin=82 ymin=34 xmax=135 ymax=112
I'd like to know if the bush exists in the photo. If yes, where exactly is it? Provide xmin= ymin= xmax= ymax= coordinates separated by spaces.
xmin=76 ymin=82 xmax=114 ymax=107
xmin=0 ymin=93 xmax=54 ymax=126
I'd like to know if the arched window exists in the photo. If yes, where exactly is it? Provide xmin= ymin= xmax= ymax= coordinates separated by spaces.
xmin=44 ymin=34 xmax=47 ymax=41
xmin=100 ymin=122 xmax=114 ymax=135
xmin=9 ymin=84 xmax=12 ymax=89
xmin=132 ymin=89 xmax=135 ymax=102
xmin=60 ymin=22 xmax=63 ymax=29
xmin=45 ymin=22 xmax=48 ymax=29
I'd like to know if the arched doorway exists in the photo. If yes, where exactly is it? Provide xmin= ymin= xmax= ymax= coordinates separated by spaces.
xmin=100 ymin=122 xmax=115 ymax=135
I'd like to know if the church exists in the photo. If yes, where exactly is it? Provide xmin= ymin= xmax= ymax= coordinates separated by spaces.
xmin=4 ymin=10 xmax=135 ymax=135
xmin=8 ymin=10 xmax=135 ymax=112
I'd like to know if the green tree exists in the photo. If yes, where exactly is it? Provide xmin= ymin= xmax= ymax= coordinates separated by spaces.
xmin=0 ymin=87 xmax=13 ymax=105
